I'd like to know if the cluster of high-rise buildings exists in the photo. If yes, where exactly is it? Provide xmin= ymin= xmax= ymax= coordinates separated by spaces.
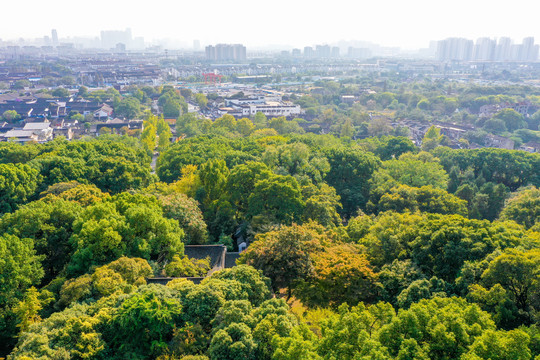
xmin=437 ymin=37 xmax=539 ymax=61
xmin=205 ymin=44 xmax=246 ymax=62
xmin=302 ymin=45 xmax=340 ymax=58
xmin=100 ymin=28 xmax=144 ymax=50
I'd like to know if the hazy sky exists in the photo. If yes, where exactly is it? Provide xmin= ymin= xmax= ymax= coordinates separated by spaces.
xmin=1 ymin=0 xmax=538 ymax=49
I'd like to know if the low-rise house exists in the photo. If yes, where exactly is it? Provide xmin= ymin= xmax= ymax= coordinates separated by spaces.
xmin=479 ymin=101 xmax=535 ymax=118
xmin=22 ymin=121 xmax=53 ymax=141
xmin=93 ymin=103 xmax=113 ymax=119
xmin=485 ymin=134 xmax=515 ymax=150
xmin=0 ymin=129 xmax=38 ymax=143
xmin=1 ymin=121 xmax=54 ymax=143
xmin=519 ymin=141 xmax=540 ymax=153
xmin=1 ymin=121 xmax=55 ymax=142
xmin=53 ymin=127 xmax=74 ymax=140
xmin=95 ymin=119 xmax=143 ymax=135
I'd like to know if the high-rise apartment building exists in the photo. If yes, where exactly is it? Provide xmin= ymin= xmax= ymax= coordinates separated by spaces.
xmin=315 ymin=45 xmax=331 ymax=58
xmin=205 ymin=44 xmax=246 ymax=62
xmin=101 ymin=28 xmax=132 ymax=49
xmin=303 ymin=46 xmax=314 ymax=58
xmin=473 ymin=37 xmax=496 ymax=61
xmin=519 ymin=37 xmax=539 ymax=61
xmin=495 ymin=37 xmax=512 ymax=61
xmin=51 ymin=29 xmax=58 ymax=46
xmin=436 ymin=38 xmax=473 ymax=61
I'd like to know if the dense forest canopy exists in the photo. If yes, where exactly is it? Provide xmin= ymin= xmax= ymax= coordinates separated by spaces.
xmin=1 ymin=78 xmax=540 ymax=359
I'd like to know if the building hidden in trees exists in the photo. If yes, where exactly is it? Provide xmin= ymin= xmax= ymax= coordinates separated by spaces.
xmin=205 ymin=44 xmax=247 ymax=62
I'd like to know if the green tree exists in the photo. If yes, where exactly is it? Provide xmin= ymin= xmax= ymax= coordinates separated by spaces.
xmin=9 ymin=303 xmax=105 ymax=359
xmin=323 ymin=147 xmax=380 ymax=217
xmin=45 ymin=182 xmax=110 ymax=207
xmin=2 ymin=110 xmax=19 ymax=122
xmin=78 ymin=86 xmax=88 ymax=98
xmin=13 ymin=287 xmax=53 ymax=332
xmin=87 ymin=156 xmax=153 ymax=194
xmin=302 ymin=183 xmax=342 ymax=227
xmin=164 ymin=254 xmax=210 ymax=277
xmin=396 ymin=277 xmax=448 ymax=308
xmin=159 ymin=193 xmax=208 ymax=245
xmin=0 ymin=234 xmax=44 ymax=354
xmin=199 ymin=159 xmax=230 ymax=206
xmin=209 ymin=265 xmax=272 ymax=306
xmin=176 ymin=113 xmax=205 ymax=137
xmin=340 ymin=119 xmax=354 ymax=138
xmin=493 ymin=108 xmax=525 ymax=132
xmin=181 ymin=283 xmax=226 ymax=328
xmin=372 ymin=136 xmax=416 ymax=161
xmin=296 ymin=244 xmax=380 ymax=307
xmin=380 ymin=152 xmax=449 ymax=190
xmin=409 ymin=214 xmax=527 ymax=283
xmin=0 ymin=235 xmax=43 ymax=304
xmin=247 ymin=174 xmax=305 ymax=225
xmin=462 ymin=329 xmax=531 ymax=360
xmin=195 ymin=93 xmax=208 ymax=109
xmin=378 ymin=297 xmax=495 ymax=360
xmin=67 ymin=196 xmax=184 ymax=276
xmin=253 ymin=112 xmax=268 ymax=129
xmin=378 ymin=259 xmax=425 ymax=306
xmin=141 ymin=122 xmax=157 ymax=151
xmin=421 ymin=126 xmax=443 ymax=151
xmin=0 ymin=198 xmax=82 ymax=282
xmin=239 ymin=223 xmax=324 ymax=298
xmin=480 ymin=249 xmax=540 ymax=321
xmin=435 ymin=147 xmax=540 ymax=191
xmin=236 ymin=118 xmax=255 ymax=136
xmin=12 ymin=79 xmax=31 ymax=90
xmin=469 ymin=182 xmax=508 ymax=221
xmin=316 ymin=302 xmax=394 ymax=360
xmin=272 ymin=324 xmax=321 ymax=360
xmin=163 ymin=98 xmax=182 ymax=118
xmin=58 ymin=257 xmax=152 ymax=307
xmin=376 ymin=184 xmax=467 ymax=216
xmin=499 ymin=186 xmax=540 ymax=229
xmin=0 ymin=140 xmax=38 ymax=163
xmin=268 ymin=117 xmax=304 ymax=135
xmin=105 ymin=286 xmax=183 ymax=358
xmin=52 ymin=87 xmax=70 ymax=98
xmin=0 ymin=163 xmax=40 ymax=214
xmin=115 ymin=97 xmax=141 ymax=119
xmin=208 ymin=323 xmax=256 ymax=360
xmin=158 ymin=125 xmax=173 ymax=150
xmin=227 ymin=161 xmax=273 ymax=215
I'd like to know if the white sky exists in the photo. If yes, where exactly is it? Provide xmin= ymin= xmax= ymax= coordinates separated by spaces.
xmin=1 ymin=0 xmax=539 ymax=49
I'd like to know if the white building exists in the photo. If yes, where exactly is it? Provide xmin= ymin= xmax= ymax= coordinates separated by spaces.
xmin=220 ymin=96 xmax=302 ymax=118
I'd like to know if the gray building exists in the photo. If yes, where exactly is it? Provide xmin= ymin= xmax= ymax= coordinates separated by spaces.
xmin=205 ymin=44 xmax=246 ymax=62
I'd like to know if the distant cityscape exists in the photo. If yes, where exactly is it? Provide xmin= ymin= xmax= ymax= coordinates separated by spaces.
xmin=0 ymin=29 xmax=539 ymax=62
xmin=436 ymin=37 xmax=539 ymax=62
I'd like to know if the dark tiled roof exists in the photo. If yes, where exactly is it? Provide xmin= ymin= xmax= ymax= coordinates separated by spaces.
xmin=146 ymin=245 xmax=233 ymax=285
xmin=225 ymin=252 xmax=240 ymax=268
xmin=184 ymin=244 xmax=226 ymax=273
xmin=146 ymin=277 xmax=205 ymax=285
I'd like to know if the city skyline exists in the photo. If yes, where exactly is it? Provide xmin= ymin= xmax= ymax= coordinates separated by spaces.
xmin=0 ymin=0 xmax=539 ymax=50
xmin=2 ymin=29 xmax=539 ymax=57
